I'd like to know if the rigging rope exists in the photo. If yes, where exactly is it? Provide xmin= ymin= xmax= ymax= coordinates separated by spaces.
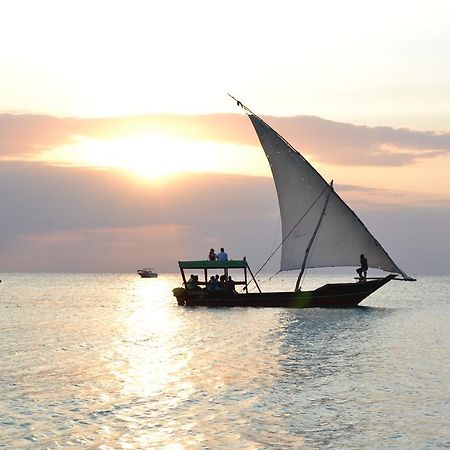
xmin=242 ymin=270 xmax=282 ymax=293
xmin=250 ymin=184 xmax=330 ymax=281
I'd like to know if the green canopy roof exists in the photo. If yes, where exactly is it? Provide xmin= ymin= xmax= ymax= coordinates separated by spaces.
xmin=178 ymin=260 xmax=247 ymax=270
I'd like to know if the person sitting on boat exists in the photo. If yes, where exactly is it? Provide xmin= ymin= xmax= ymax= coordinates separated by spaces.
xmin=186 ymin=274 xmax=199 ymax=290
xmin=208 ymin=248 xmax=216 ymax=261
xmin=206 ymin=276 xmax=215 ymax=290
xmin=207 ymin=275 xmax=222 ymax=291
xmin=356 ymin=254 xmax=368 ymax=282
xmin=216 ymin=247 xmax=228 ymax=261
xmin=226 ymin=276 xmax=236 ymax=293
xmin=219 ymin=274 xmax=227 ymax=288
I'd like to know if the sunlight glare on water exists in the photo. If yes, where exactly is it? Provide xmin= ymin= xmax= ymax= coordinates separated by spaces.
xmin=1 ymin=273 xmax=449 ymax=449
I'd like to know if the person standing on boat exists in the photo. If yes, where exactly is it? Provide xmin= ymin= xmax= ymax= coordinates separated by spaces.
xmin=216 ymin=247 xmax=228 ymax=261
xmin=357 ymin=254 xmax=368 ymax=281
xmin=208 ymin=248 xmax=216 ymax=261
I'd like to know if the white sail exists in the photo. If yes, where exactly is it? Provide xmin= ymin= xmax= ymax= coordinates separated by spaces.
xmin=248 ymin=113 xmax=412 ymax=280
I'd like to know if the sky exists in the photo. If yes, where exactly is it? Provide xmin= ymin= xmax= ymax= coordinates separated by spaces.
xmin=1 ymin=0 xmax=450 ymax=275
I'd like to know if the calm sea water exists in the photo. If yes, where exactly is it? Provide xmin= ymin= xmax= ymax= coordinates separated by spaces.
xmin=1 ymin=273 xmax=449 ymax=449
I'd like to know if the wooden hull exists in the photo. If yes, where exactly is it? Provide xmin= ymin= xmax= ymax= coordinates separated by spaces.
xmin=173 ymin=275 xmax=396 ymax=308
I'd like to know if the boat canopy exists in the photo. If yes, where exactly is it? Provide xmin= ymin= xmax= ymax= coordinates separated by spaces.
xmin=178 ymin=260 xmax=247 ymax=270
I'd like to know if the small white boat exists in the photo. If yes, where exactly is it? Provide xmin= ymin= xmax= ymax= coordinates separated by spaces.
xmin=137 ymin=268 xmax=158 ymax=278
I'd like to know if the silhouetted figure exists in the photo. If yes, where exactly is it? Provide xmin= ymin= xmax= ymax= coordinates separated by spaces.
xmin=207 ymin=275 xmax=222 ymax=291
xmin=216 ymin=248 xmax=228 ymax=261
xmin=207 ymin=276 xmax=216 ymax=290
xmin=209 ymin=248 xmax=216 ymax=261
xmin=356 ymin=254 xmax=368 ymax=282
xmin=186 ymin=274 xmax=198 ymax=290
xmin=227 ymin=276 xmax=236 ymax=293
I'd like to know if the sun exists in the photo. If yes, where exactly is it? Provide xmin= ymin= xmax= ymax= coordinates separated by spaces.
xmin=37 ymin=132 xmax=271 ymax=181
xmin=42 ymin=134 xmax=221 ymax=180
xmin=83 ymin=134 xmax=220 ymax=179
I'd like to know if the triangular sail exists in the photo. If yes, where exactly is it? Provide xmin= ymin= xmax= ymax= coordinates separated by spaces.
xmin=247 ymin=112 xmax=412 ymax=280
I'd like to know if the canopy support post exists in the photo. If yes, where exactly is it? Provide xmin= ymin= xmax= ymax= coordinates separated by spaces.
xmin=245 ymin=257 xmax=262 ymax=293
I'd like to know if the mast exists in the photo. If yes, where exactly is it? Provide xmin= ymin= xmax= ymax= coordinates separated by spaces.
xmin=295 ymin=181 xmax=334 ymax=291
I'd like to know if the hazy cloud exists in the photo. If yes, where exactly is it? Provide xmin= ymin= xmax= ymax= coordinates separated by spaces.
xmin=0 ymin=162 xmax=449 ymax=274
xmin=0 ymin=114 xmax=75 ymax=157
xmin=1 ymin=113 xmax=449 ymax=167
xmin=267 ymin=116 xmax=450 ymax=166
xmin=0 ymin=163 xmax=279 ymax=272
xmin=1 ymin=112 xmax=450 ymax=275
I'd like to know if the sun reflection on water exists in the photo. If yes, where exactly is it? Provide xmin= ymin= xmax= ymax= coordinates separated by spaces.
xmin=103 ymin=275 xmax=288 ymax=447
xmin=113 ymin=277 xmax=193 ymax=402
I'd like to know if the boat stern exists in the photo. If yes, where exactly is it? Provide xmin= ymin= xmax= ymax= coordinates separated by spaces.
xmin=172 ymin=287 xmax=187 ymax=305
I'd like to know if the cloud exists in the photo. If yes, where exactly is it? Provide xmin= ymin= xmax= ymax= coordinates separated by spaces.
xmin=333 ymin=183 xmax=450 ymax=208
xmin=1 ymin=111 xmax=449 ymax=274
xmin=0 ymin=162 xmax=449 ymax=274
xmin=3 ymin=224 xmax=191 ymax=273
xmin=359 ymin=206 xmax=450 ymax=275
xmin=0 ymin=163 xmax=279 ymax=272
xmin=267 ymin=116 xmax=450 ymax=166
xmin=1 ymin=113 xmax=450 ymax=167
xmin=0 ymin=161 xmax=277 ymax=231
xmin=0 ymin=114 xmax=76 ymax=157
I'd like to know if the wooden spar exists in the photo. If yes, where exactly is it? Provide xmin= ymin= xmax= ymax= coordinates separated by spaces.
xmin=354 ymin=276 xmax=416 ymax=281
xmin=295 ymin=181 xmax=334 ymax=292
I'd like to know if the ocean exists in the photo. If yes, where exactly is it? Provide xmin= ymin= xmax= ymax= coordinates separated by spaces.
xmin=1 ymin=273 xmax=449 ymax=449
